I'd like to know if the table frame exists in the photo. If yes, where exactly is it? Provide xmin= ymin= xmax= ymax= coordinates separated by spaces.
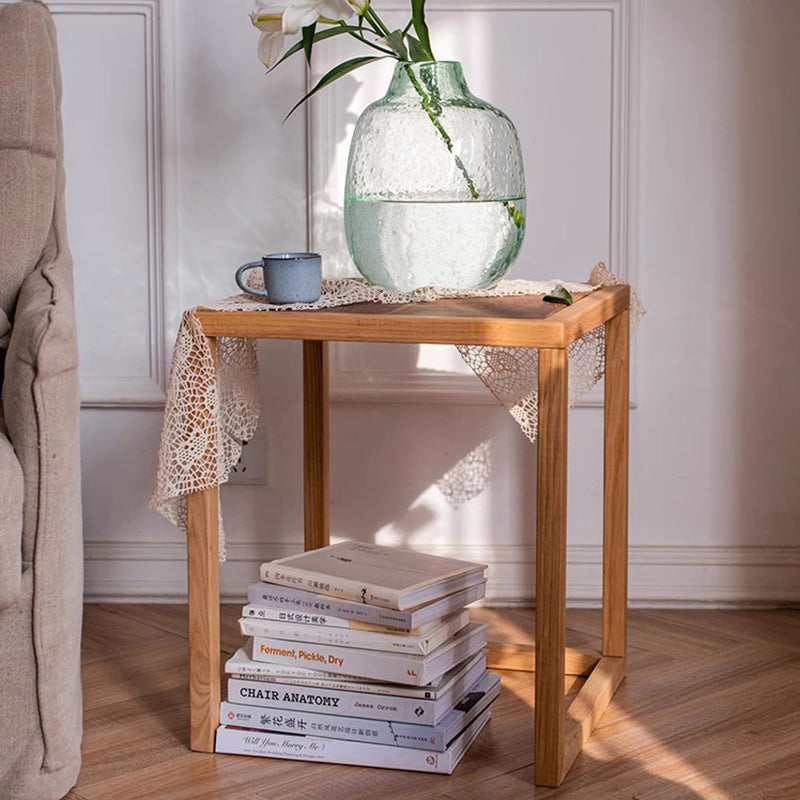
xmin=184 ymin=285 xmax=630 ymax=787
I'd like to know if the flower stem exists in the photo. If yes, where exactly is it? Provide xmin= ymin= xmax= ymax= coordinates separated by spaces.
xmin=403 ymin=65 xmax=526 ymax=231
xmin=338 ymin=21 xmax=394 ymax=55
xmin=364 ymin=7 xmax=392 ymax=38
xmin=403 ymin=64 xmax=480 ymax=200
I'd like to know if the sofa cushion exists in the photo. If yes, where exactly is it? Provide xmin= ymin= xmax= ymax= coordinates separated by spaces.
xmin=0 ymin=0 xmax=58 ymax=324
xmin=0 ymin=428 xmax=24 ymax=609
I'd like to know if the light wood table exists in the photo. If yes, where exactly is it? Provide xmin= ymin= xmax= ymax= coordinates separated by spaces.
xmin=185 ymin=285 xmax=631 ymax=787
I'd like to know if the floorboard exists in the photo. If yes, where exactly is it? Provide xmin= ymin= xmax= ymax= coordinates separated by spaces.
xmin=71 ymin=606 xmax=800 ymax=800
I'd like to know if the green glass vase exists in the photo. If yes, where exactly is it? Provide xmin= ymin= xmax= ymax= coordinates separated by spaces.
xmin=344 ymin=61 xmax=526 ymax=294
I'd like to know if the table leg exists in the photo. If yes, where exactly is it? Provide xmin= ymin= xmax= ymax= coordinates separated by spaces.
xmin=603 ymin=309 xmax=630 ymax=657
xmin=303 ymin=340 xmax=329 ymax=551
xmin=535 ymin=347 xmax=569 ymax=787
xmin=187 ymin=484 xmax=220 ymax=753
xmin=186 ymin=332 xmax=221 ymax=753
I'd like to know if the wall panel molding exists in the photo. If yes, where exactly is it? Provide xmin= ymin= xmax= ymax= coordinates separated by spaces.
xmin=84 ymin=541 xmax=800 ymax=604
xmin=51 ymin=0 xmax=167 ymax=407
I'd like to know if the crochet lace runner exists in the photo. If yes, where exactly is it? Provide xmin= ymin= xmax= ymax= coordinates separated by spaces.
xmin=151 ymin=262 xmax=643 ymax=560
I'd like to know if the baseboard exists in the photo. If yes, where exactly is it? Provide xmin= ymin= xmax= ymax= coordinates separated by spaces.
xmin=83 ymin=541 xmax=800 ymax=605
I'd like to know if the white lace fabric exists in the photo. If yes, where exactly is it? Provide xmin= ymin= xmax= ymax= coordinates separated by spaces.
xmin=151 ymin=262 xmax=643 ymax=560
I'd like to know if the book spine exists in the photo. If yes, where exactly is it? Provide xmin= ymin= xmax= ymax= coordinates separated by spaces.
xmin=247 ymin=583 xmax=414 ymax=628
xmin=220 ymin=701 xmax=446 ymax=751
xmin=250 ymin=636 xmax=426 ymax=685
xmin=227 ymin=677 xmax=437 ymax=724
xmin=241 ymin=617 xmax=422 ymax=653
xmin=229 ymin=672 xmax=401 ymax=694
xmin=228 ymin=654 xmax=484 ymax=702
xmin=226 ymin=651 xmax=371 ymax=682
xmin=243 ymin=603 xmax=417 ymax=634
xmin=238 ymin=614 xmax=464 ymax=655
xmin=226 ymin=663 xmax=374 ymax=682
xmin=241 ymin=604 xmax=352 ymax=628
xmin=259 ymin=563 xmax=401 ymax=609
xmin=214 ymin=726 xmax=457 ymax=772
xmin=230 ymin=648 xmax=486 ymax=700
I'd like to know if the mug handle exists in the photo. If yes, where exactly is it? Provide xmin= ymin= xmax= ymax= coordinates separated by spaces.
xmin=235 ymin=261 xmax=268 ymax=297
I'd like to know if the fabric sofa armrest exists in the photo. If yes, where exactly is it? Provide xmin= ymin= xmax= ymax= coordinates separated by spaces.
xmin=0 ymin=429 xmax=24 ymax=609
xmin=2 ymin=248 xmax=84 ymax=774
xmin=3 ymin=250 xmax=80 ymax=571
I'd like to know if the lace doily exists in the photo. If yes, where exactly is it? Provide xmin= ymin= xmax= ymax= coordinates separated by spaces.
xmin=151 ymin=262 xmax=643 ymax=560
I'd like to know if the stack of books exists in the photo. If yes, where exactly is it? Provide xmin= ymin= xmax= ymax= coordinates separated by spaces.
xmin=215 ymin=539 xmax=499 ymax=774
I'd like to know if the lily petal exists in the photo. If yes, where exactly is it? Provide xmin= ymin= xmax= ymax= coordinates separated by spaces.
xmin=282 ymin=3 xmax=320 ymax=34
xmin=253 ymin=0 xmax=290 ymax=12
xmin=316 ymin=0 xmax=355 ymax=21
xmin=250 ymin=12 xmax=283 ymax=32
xmin=257 ymin=28 xmax=285 ymax=67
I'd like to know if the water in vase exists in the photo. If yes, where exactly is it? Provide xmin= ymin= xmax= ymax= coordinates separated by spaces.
xmin=345 ymin=197 xmax=526 ymax=294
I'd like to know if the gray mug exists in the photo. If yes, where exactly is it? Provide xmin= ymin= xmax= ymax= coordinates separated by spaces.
xmin=236 ymin=252 xmax=322 ymax=304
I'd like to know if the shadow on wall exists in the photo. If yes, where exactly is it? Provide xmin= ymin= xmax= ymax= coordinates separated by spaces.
xmin=329 ymin=397 xmax=536 ymax=564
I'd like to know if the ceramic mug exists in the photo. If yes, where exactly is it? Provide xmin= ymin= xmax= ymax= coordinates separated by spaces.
xmin=235 ymin=252 xmax=322 ymax=304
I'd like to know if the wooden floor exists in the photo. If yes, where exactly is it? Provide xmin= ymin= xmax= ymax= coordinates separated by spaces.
xmin=67 ymin=606 xmax=800 ymax=800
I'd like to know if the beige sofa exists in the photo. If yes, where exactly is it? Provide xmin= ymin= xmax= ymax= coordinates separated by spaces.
xmin=0 ymin=1 xmax=84 ymax=798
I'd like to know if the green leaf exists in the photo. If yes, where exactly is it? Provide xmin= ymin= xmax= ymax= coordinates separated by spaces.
xmin=411 ymin=0 xmax=435 ymax=61
xmin=302 ymin=22 xmax=316 ymax=66
xmin=504 ymin=201 xmax=525 ymax=230
xmin=383 ymin=28 xmax=409 ymax=61
xmin=268 ymin=26 xmax=368 ymax=73
xmin=407 ymin=34 xmax=431 ymax=63
xmin=543 ymin=285 xmax=574 ymax=306
xmin=284 ymin=56 xmax=387 ymax=121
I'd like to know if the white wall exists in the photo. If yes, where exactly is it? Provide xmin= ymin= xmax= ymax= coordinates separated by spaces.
xmin=53 ymin=0 xmax=800 ymax=603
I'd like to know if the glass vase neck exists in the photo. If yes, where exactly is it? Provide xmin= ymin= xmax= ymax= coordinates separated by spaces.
xmin=387 ymin=61 xmax=470 ymax=101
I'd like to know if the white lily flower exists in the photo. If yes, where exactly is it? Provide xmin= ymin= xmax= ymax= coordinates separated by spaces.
xmin=348 ymin=0 xmax=370 ymax=14
xmin=281 ymin=0 xmax=355 ymax=34
xmin=251 ymin=0 xmax=355 ymax=66
xmin=250 ymin=2 xmax=286 ymax=67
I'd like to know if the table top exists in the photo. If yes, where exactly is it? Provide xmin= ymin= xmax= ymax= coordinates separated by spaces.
xmin=194 ymin=284 xmax=630 ymax=349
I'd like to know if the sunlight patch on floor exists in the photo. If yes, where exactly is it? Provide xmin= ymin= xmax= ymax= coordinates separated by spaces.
xmin=585 ymin=706 xmax=734 ymax=800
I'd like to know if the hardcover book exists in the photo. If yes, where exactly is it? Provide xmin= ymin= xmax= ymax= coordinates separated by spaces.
xmin=227 ymin=651 xmax=488 ymax=724
xmin=260 ymin=540 xmax=487 ymax=610
xmin=228 ymin=644 xmax=487 ymax=702
xmin=238 ymin=609 xmax=470 ymax=655
xmin=241 ymin=604 xmax=420 ymax=632
xmin=246 ymin=580 xmax=486 ymax=630
xmin=214 ymin=710 xmax=490 ymax=773
xmin=250 ymin=622 xmax=487 ymax=686
xmin=227 ymin=643 xmax=379 ymax=685
xmin=241 ymin=603 xmax=447 ymax=636
xmin=220 ymin=672 xmax=500 ymax=752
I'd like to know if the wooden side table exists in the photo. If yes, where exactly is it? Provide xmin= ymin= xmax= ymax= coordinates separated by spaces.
xmin=185 ymin=285 xmax=630 ymax=787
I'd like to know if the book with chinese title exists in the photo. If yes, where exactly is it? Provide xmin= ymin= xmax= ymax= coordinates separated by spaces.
xmin=260 ymin=540 xmax=487 ymax=611
xmin=246 ymin=579 xmax=486 ymax=630
xmin=215 ymin=710 xmax=489 ymax=774
xmin=220 ymin=672 xmax=499 ymax=751
xmin=238 ymin=609 xmax=469 ymax=655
